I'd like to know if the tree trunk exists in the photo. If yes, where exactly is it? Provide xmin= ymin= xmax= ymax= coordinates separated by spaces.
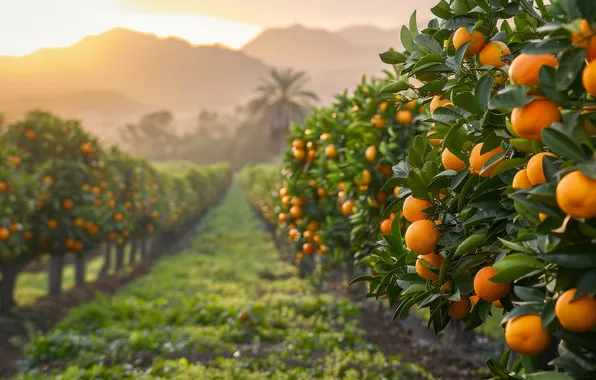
xmin=114 ymin=244 xmax=125 ymax=271
xmin=0 ymin=262 xmax=23 ymax=314
xmin=128 ymin=239 xmax=137 ymax=265
xmin=99 ymin=241 xmax=112 ymax=277
xmin=74 ymin=254 xmax=85 ymax=287
xmin=140 ymin=237 xmax=147 ymax=259
xmin=48 ymin=255 xmax=64 ymax=296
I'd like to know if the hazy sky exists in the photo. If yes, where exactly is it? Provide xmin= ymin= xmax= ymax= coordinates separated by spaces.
xmin=0 ymin=0 xmax=436 ymax=56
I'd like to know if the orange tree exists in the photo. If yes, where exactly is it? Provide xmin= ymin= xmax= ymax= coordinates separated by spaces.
xmin=276 ymin=75 xmax=424 ymax=276
xmin=0 ymin=147 xmax=39 ymax=313
xmin=356 ymin=0 xmax=596 ymax=378
xmin=1 ymin=112 xmax=105 ymax=295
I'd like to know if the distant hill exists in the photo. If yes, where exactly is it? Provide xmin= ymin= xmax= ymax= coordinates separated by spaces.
xmin=335 ymin=26 xmax=400 ymax=49
xmin=0 ymin=28 xmax=269 ymax=111
xmin=241 ymin=24 xmax=386 ymax=75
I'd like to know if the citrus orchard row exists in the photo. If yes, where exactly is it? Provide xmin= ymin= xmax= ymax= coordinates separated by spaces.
xmin=258 ymin=0 xmax=596 ymax=378
xmin=0 ymin=112 xmax=232 ymax=313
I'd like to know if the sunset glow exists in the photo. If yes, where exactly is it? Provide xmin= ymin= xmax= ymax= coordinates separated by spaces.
xmin=0 ymin=0 xmax=261 ymax=56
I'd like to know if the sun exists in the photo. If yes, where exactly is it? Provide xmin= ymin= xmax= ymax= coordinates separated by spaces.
xmin=0 ymin=0 xmax=260 ymax=56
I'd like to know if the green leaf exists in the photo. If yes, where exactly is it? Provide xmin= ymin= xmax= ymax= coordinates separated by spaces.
xmin=556 ymin=48 xmax=587 ymax=91
xmin=464 ymin=299 xmax=492 ymax=330
xmin=409 ymin=10 xmax=419 ymax=36
xmin=349 ymin=275 xmax=377 ymax=286
xmin=539 ymin=65 xmax=569 ymax=104
xmin=490 ymin=158 xmax=529 ymax=177
xmin=400 ymin=26 xmax=414 ymax=52
xmin=501 ymin=305 xmax=541 ymax=324
xmin=543 ymin=243 xmax=596 ymax=269
xmin=379 ymin=50 xmax=407 ymax=64
xmin=513 ymin=286 xmax=544 ymax=302
xmin=497 ymin=238 xmax=535 ymax=254
xmin=475 ymin=75 xmax=495 ymax=112
xmin=431 ymin=0 xmax=454 ymax=19
xmin=453 ymin=92 xmax=483 ymax=115
xmin=576 ymin=270 xmax=596 ymax=297
xmin=491 ymin=254 xmax=544 ymax=283
xmin=454 ymin=40 xmax=472 ymax=75
xmin=489 ymin=86 xmax=532 ymax=110
xmin=414 ymin=34 xmax=444 ymax=55
xmin=526 ymin=373 xmax=574 ymax=380
xmin=380 ymin=81 xmax=410 ymax=93
xmin=407 ymin=171 xmax=430 ymax=200
xmin=542 ymin=127 xmax=590 ymax=162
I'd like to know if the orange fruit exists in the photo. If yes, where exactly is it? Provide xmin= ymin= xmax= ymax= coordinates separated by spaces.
xmin=511 ymin=99 xmax=561 ymax=141
xmin=448 ymin=296 xmax=472 ymax=319
xmin=571 ymin=20 xmax=596 ymax=61
xmin=430 ymin=95 xmax=453 ymax=114
xmin=319 ymin=245 xmax=328 ymax=254
xmin=509 ymin=54 xmax=558 ymax=87
xmin=539 ymin=213 xmax=548 ymax=222
xmin=296 ymin=252 xmax=304 ymax=260
xmin=403 ymin=195 xmax=432 ymax=222
xmin=377 ymin=192 xmax=387 ymax=203
xmin=365 ymin=146 xmax=377 ymax=162
xmin=441 ymin=148 xmax=466 ymax=172
xmin=279 ymin=187 xmax=288 ymax=198
xmin=303 ymin=242 xmax=315 ymax=255
xmin=25 ymin=129 xmax=37 ymax=140
xmin=303 ymin=230 xmax=313 ymax=241
xmin=354 ymin=169 xmax=371 ymax=186
xmin=341 ymin=200 xmax=355 ymax=216
xmin=0 ymin=228 xmax=10 ymax=241
xmin=556 ymin=171 xmax=596 ymax=219
xmin=0 ymin=181 xmax=6 ymax=192
xmin=470 ymin=295 xmax=480 ymax=305
xmin=91 ymin=186 xmax=101 ymax=196
xmin=453 ymin=27 xmax=486 ymax=56
xmin=48 ymin=219 xmax=58 ymax=229
xmin=114 ymin=212 xmax=123 ymax=222
xmin=370 ymin=114 xmax=387 ymax=128
xmin=474 ymin=266 xmax=510 ymax=302
xmin=80 ymin=142 xmax=94 ymax=154
xmin=426 ymin=131 xmax=442 ymax=146
xmin=380 ymin=218 xmax=393 ymax=235
xmin=416 ymin=253 xmax=444 ymax=281
xmin=393 ymin=186 xmax=400 ymax=198
xmin=278 ymin=213 xmax=287 ymax=223
xmin=293 ymin=148 xmax=306 ymax=161
xmin=289 ymin=229 xmax=298 ymax=239
xmin=73 ymin=241 xmax=83 ymax=252
xmin=307 ymin=220 xmax=320 ymax=232
xmin=377 ymin=163 xmax=393 ymax=176
xmin=9 ymin=223 xmax=18 ymax=233
xmin=24 ymin=231 xmax=33 ymax=240
xmin=11 ymin=156 xmax=21 ymax=167
xmin=306 ymin=149 xmax=316 ymax=162
xmin=470 ymin=144 xmax=504 ymax=177
xmin=506 ymin=314 xmax=552 ymax=355
xmin=42 ymin=176 xmax=54 ymax=185
xmin=325 ymin=144 xmax=339 ymax=158
xmin=320 ymin=132 xmax=331 ymax=141
xmin=291 ymin=196 xmax=306 ymax=206
xmin=292 ymin=139 xmax=305 ymax=149
xmin=527 ymin=152 xmax=557 ymax=186
xmin=396 ymin=110 xmax=413 ymax=124
xmin=478 ymin=41 xmax=510 ymax=67
xmin=441 ymin=280 xmax=451 ymax=293
xmin=493 ymin=299 xmax=504 ymax=308
xmin=405 ymin=220 xmax=439 ymax=255
xmin=583 ymin=59 xmax=596 ymax=96
xmin=289 ymin=206 xmax=304 ymax=219
xmin=555 ymin=288 xmax=596 ymax=332
xmin=62 ymin=199 xmax=74 ymax=210
xmin=512 ymin=169 xmax=532 ymax=189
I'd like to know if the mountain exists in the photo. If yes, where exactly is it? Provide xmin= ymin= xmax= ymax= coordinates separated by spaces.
xmin=335 ymin=26 xmax=400 ymax=49
xmin=0 ymin=28 xmax=269 ymax=111
xmin=241 ymin=24 xmax=386 ymax=75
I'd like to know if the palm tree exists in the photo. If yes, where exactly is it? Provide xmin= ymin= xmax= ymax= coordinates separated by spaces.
xmin=248 ymin=68 xmax=319 ymax=152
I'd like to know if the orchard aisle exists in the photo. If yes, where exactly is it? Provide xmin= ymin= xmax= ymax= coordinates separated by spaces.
xmin=17 ymin=183 xmax=433 ymax=379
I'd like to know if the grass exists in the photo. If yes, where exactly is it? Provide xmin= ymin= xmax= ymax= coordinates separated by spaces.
xmin=16 ymin=246 xmax=134 ymax=306
xmin=15 ymin=183 xmax=434 ymax=380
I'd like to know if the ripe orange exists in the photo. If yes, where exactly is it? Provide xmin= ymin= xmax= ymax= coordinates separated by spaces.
xmin=73 ymin=241 xmax=83 ymax=252
xmin=478 ymin=41 xmax=510 ymax=67
xmin=11 ymin=156 xmax=21 ymax=167
xmin=380 ymin=218 xmax=393 ymax=235
xmin=377 ymin=163 xmax=393 ymax=176
xmin=325 ymin=144 xmax=339 ymax=158
xmin=293 ymin=148 xmax=306 ymax=161
xmin=42 ymin=176 xmax=54 ymax=185
xmin=0 ymin=228 xmax=10 ymax=241
xmin=526 ymin=152 xmax=557 ymax=186
xmin=354 ymin=169 xmax=371 ymax=186
xmin=80 ymin=142 xmax=94 ymax=154
xmin=415 ymin=253 xmax=444 ymax=281
xmin=365 ymin=146 xmax=377 ymax=162
xmin=493 ymin=299 xmax=503 ymax=308
xmin=62 ymin=199 xmax=74 ymax=210
xmin=555 ymin=288 xmax=596 ymax=332
xmin=303 ymin=230 xmax=313 ymax=241
xmin=23 ymin=231 xmax=33 ymax=240
xmin=470 ymin=144 xmax=504 ymax=177
xmin=0 ymin=181 xmax=6 ymax=192
xmin=289 ymin=206 xmax=304 ymax=219
xmin=9 ymin=223 xmax=19 ymax=233
xmin=405 ymin=220 xmax=439 ymax=255
xmin=430 ymin=95 xmax=453 ymax=114
xmin=91 ymin=186 xmax=101 ymax=196
xmin=512 ymin=169 xmax=532 ymax=189
xmin=441 ymin=280 xmax=451 ymax=293
xmin=396 ymin=110 xmax=413 ymax=124
xmin=556 ymin=171 xmax=596 ymax=219
xmin=303 ymin=243 xmax=315 ymax=255
xmin=278 ymin=213 xmax=287 ymax=223
xmin=292 ymin=139 xmax=305 ymax=149
xmin=376 ymin=192 xmax=387 ymax=203
xmin=453 ymin=27 xmax=486 ymax=56
xmin=583 ymin=59 xmax=596 ymax=96
xmin=291 ymin=196 xmax=306 ymax=206
xmin=48 ymin=219 xmax=58 ymax=229
xmin=319 ymin=245 xmax=328 ymax=254
xmin=25 ymin=129 xmax=37 ymax=140
xmin=320 ymin=132 xmax=331 ymax=140
xmin=426 ymin=131 xmax=442 ymax=146
xmin=441 ymin=148 xmax=466 ymax=172
xmin=307 ymin=220 xmax=320 ymax=232
xmin=511 ymin=99 xmax=561 ymax=141
xmin=393 ymin=186 xmax=400 ymax=198
xmin=370 ymin=114 xmax=387 ymax=128
xmin=306 ymin=149 xmax=317 ymax=162
xmin=114 ymin=212 xmax=123 ymax=222
xmin=506 ymin=314 xmax=551 ymax=355
xmin=289 ymin=229 xmax=298 ymax=239
xmin=571 ymin=20 xmax=596 ymax=61
xmin=448 ymin=296 xmax=472 ymax=319
xmin=509 ymin=54 xmax=558 ymax=87
xmin=296 ymin=252 xmax=304 ymax=260
xmin=473 ymin=266 xmax=510 ymax=302
xmin=470 ymin=295 xmax=480 ymax=305
xmin=279 ymin=187 xmax=288 ymax=198
xmin=341 ymin=200 xmax=355 ymax=216
xmin=403 ymin=195 xmax=432 ymax=222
